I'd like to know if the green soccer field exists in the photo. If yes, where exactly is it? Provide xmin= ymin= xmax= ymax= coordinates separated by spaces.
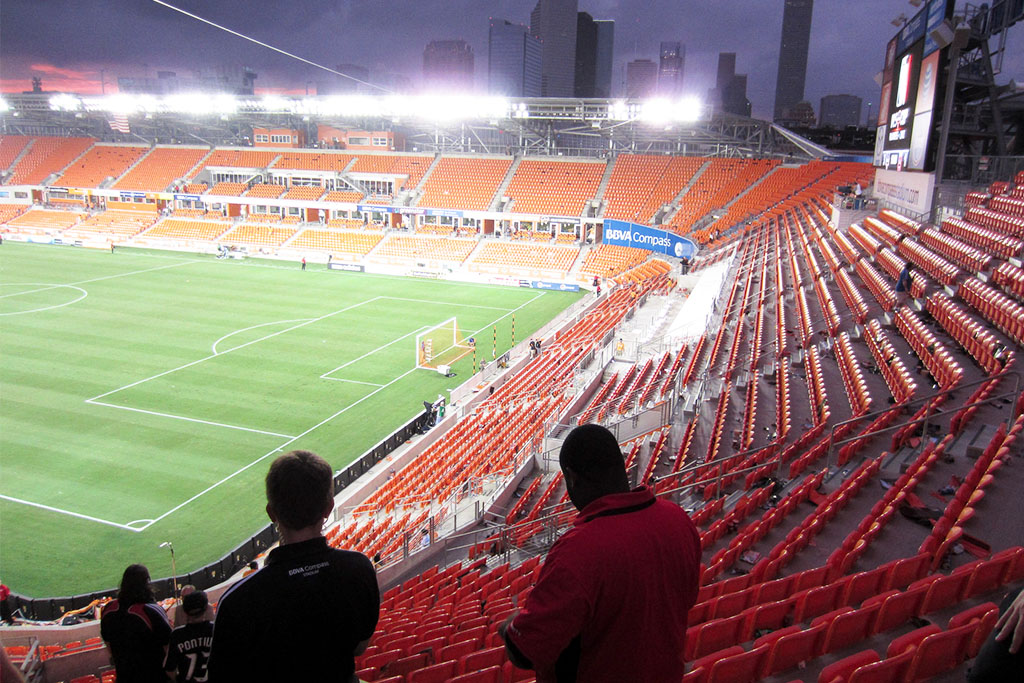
xmin=0 ymin=242 xmax=583 ymax=598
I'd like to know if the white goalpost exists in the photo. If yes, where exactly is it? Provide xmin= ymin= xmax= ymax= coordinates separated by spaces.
xmin=415 ymin=317 xmax=474 ymax=371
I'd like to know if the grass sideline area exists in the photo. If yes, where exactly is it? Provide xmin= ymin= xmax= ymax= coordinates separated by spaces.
xmin=0 ymin=242 xmax=583 ymax=598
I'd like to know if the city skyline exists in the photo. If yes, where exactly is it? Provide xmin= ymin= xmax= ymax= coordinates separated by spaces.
xmin=1 ymin=0 xmax=1021 ymax=122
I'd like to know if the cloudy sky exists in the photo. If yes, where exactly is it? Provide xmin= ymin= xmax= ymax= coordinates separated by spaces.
xmin=1 ymin=0 xmax=1021 ymax=121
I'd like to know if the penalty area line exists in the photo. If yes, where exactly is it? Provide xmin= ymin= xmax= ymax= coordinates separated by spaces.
xmin=136 ymin=365 xmax=421 ymax=531
xmin=86 ymin=400 xmax=298 ymax=439
xmin=0 ymin=494 xmax=147 ymax=532
xmin=320 ymin=325 xmax=429 ymax=379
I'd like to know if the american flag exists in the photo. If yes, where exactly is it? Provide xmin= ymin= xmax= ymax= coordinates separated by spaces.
xmin=108 ymin=114 xmax=130 ymax=134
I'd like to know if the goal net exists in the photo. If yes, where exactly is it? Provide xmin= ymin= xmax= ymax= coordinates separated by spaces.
xmin=416 ymin=317 xmax=473 ymax=370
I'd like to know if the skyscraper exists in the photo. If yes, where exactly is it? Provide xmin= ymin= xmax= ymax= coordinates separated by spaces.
xmin=658 ymin=42 xmax=685 ymax=96
xmin=530 ymin=0 xmax=578 ymax=97
xmin=723 ymin=74 xmax=752 ymax=117
xmin=422 ymin=40 xmax=475 ymax=92
xmin=574 ymin=13 xmax=612 ymax=97
xmin=626 ymin=59 xmax=658 ymax=98
xmin=489 ymin=18 xmax=542 ymax=97
xmin=819 ymin=94 xmax=862 ymax=128
xmin=709 ymin=53 xmax=750 ymax=117
xmin=594 ymin=20 xmax=614 ymax=98
xmin=575 ymin=13 xmax=598 ymax=97
xmin=773 ymin=0 xmax=814 ymax=121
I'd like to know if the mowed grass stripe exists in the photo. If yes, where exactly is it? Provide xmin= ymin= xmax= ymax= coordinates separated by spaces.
xmin=0 ymin=242 xmax=582 ymax=596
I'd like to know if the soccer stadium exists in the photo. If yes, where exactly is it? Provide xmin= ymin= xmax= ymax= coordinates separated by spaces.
xmin=2 ymin=0 xmax=1024 ymax=681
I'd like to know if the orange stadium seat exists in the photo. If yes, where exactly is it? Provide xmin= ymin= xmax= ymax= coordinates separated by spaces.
xmin=55 ymin=145 xmax=149 ymax=188
xmin=289 ymin=228 xmax=384 ymax=258
xmin=505 ymin=159 xmax=604 ymax=216
xmin=4 ymin=136 xmax=95 ymax=185
xmin=417 ymin=157 xmax=513 ymax=211
xmin=112 ymin=146 xmax=207 ymax=191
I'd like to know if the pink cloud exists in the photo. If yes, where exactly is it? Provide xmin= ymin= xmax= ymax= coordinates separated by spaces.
xmin=1 ymin=62 xmax=114 ymax=94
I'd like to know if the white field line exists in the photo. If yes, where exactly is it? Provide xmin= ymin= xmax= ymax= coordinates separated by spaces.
xmin=0 ymin=494 xmax=146 ymax=532
xmin=136 ymin=295 xmax=548 ymax=530
xmin=0 ymin=260 xmax=198 ymax=299
xmin=85 ymin=400 xmax=298 ymax=439
xmin=87 ymin=297 xmax=383 ymax=403
xmin=320 ymin=325 xmax=430 ymax=378
xmin=28 ymin=290 xmax=549 ymax=531
xmin=320 ymin=378 xmax=384 ymax=387
xmin=212 ymin=318 xmax=313 ymax=355
xmin=136 ymin=365 xmax=421 ymax=531
xmin=0 ymin=284 xmax=88 ymax=316
xmin=379 ymin=296 xmax=515 ymax=311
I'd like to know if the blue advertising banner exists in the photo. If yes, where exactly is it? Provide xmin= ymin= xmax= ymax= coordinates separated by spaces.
xmin=532 ymin=281 xmax=581 ymax=292
xmin=601 ymin=219 xmax=697 ymax=259
xmin=924 ymin=0 xmax=950 ymax=56
xmin=897 ymin=7 xmax=928 ymax=54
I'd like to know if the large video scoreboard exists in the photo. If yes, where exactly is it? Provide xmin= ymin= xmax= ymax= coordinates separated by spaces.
xmin=873 ymin=0 xmax=954 ymax=172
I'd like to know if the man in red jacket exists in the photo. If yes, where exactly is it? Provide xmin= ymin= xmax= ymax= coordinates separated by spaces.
xmin=501 ymin=424 xmax=702 ymax=682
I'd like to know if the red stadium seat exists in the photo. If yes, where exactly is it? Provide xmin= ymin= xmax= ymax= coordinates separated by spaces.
xmin=407 ymin=660 xmax=457 ymax=683
xmin=817 ymin=649 xmax=879 ymax=683
xmin=446 ymin=665 xmax=502 ymax=683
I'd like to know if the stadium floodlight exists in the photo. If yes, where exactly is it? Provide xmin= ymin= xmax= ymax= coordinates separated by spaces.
xmin=609 ymin=100 xmax=630 ymax=121
xmin=49 ymin=93 xmax=82 ymax=112
xmin=106 ymin=93 xmax=141 ymax=114
xmin=676 ymin=97 xmax=703 ymax=122
xmin=0 ymin=97 xmax=8 ymax=113
xmin=259 ymin=95 xmax=294 ymax=113
xmin=164 ymin=92 xmax=239 ymax=116
xmin=397 ymin=94 xmax=509 ymax=122
xmin=639 ymin=98 xmax=675 ymax=124
xmin=637 ymin=97 xmax=702 ymax=124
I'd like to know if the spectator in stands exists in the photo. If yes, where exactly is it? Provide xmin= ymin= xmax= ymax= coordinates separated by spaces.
xmin=100 ymin=564 xmax=172 ymax=683
xmin=0 ymin=646 xmax=25 ymax=683
xmin=0 ymin=580 xmax=13 ymax=625
xmin=171 ymin=585 xmax=196 ymax=627
xmin=968 ymin=586 xmax=1024 ymax=682
xmin=164 ymin=590 xmax=214 ymax=683
xmin=208 ymin=450 xmax=379 ymax=683
xmin=499 ymin=424 xmax=701 ymax=682
xmin=896 ymin=263 xmax=914 ymax=302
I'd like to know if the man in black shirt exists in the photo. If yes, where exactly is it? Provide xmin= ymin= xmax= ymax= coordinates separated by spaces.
xmin=208 ymin=450 xmax=379 ymax=683
xmin=164 ymin=590 xmax=214 ymax=683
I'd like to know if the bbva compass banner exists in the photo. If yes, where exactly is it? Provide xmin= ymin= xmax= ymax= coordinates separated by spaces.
xmin=602 ymin=219 xmax=698 ymax=259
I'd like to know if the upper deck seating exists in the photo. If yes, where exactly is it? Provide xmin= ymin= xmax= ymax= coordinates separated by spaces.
xmin=0 ymin=135 xmax=32 ymax=172
xmin=113 ymin=147 xmax=207 ymax=191
xmin=190 ymin=150 xmax=278 ymax=178
xmin=55 ymin=146 xmax=148 ymax=188
xmin=417 ymin=158 xmax=512 ymax=211
xmin=505 ymin=160 xmax=604 ymax=216
xmin=669 ymin=159 xmax=778 ymax=235
xmin=349 ymin=154 xmax=432 ymax=190
xmin=4 ymin=136 xmax=94 ymax=186
xmin=271 ymin=151 xmax=355 ymax=172
xmin=602 ymin=155 xmax=704 ymax=223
